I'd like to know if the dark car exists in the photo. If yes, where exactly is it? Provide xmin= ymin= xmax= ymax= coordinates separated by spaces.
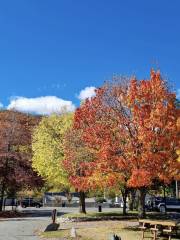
xmin=20 ymin=198 xmax=43 ymax=208
xmin=151 ymin=197 xmax=180 ymax=213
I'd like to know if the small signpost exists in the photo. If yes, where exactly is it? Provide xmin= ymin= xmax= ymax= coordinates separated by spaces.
xmin=52 ymin=209 xmax=57 ymax=223
xmin=98 ymin=205 xmax=102 ymax=212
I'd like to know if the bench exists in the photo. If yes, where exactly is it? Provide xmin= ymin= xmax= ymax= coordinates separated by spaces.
xmin=139 ymin=219 xmax=180 ymax=240
xmin=150 ymin=226 xmax=159 ymax=240
xmin=139 ymin=222 xmax=148 ymax=239
xmin=163 ymin=227 xmax=173 ymax=240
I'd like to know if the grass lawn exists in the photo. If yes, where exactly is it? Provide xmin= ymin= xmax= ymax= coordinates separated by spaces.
xmin=61 ymin=210 xmax=177 ymax=220
xmin=41 ymin=211 xmax=180 ymax=239
xmin=41 ymin=220 xmax=180 ymax=240
xmin=61 ymin=211 xmax=138 ymax=219
xmin=41 ymin=221 xmax=141 ymax=240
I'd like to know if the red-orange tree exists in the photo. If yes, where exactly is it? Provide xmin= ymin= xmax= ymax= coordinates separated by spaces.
xmin=72 ymin=87 xmax=132 ymax=215
xmin=73 ymin=70 xmax=180 ymax=218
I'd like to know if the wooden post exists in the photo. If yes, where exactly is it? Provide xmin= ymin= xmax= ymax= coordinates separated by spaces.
xmin=52 ymin=209 xmax=57 ymax=224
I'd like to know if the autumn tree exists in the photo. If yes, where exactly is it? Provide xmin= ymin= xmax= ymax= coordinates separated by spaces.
xmin=73 ymin=70 xmax=180 ymax=218
xmin=73 ymin=86 xmax=132 ymax=215
xmin=0 ymin=110 xmax=43 ymax=211
xmin=64 ymin=128 xmax=96 ymax=213
xmin=32 ymin=113 xmax=73 ymax=191
xmin=125 ymin=71 xmax=179 ymax=217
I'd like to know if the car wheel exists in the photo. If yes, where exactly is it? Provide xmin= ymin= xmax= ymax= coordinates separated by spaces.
xmin=21 ymin=205 xmax=26 ymax=208
xmin=159 ymin=205 xmax=166 ymax=213
xmin=36 ymin=204 xmax=40 ymax=208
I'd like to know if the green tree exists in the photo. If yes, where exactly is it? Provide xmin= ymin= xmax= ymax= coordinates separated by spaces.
xmin=32 ymin=113 xmax=73 ymax=189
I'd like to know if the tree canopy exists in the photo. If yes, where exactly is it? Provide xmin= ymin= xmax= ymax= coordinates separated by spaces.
xmin=0 ymin=110 xmax=43 ymax=210
xmin=32 ymin=113 xmax=73 ymax=189
xmin=74 ymin=71 xmax=180 ymax=188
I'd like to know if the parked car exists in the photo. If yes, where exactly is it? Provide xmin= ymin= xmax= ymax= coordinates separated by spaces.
xmin=109 ymin=200 xmax=128 ymax=208
xmin=109 ymin=202 xmax=121 ymax=208
xmin=20 ymin=198 xmax=43 ymax=208
xmin=151 ymin=197 xmax=180 ymax=213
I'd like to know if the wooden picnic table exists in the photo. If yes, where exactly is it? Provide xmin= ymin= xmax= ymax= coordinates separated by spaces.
xmin=139 ymin=219 xmax=180 ymax=240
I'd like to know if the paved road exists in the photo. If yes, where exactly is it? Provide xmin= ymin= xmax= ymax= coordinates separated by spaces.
xmin=0 ymin=207 xmax=122 ymax=240
xmin=0 ymin=217 xmax=49 ymax=240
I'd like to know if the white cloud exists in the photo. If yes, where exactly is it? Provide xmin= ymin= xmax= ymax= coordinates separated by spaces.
xmin=177 ymin=89 xmax=180 ymax=99
xmin=0 ymin=102 xmax=3 ymax=108
xmin=7 ymin=96 xmax=75 ymax=115
xmin=77 ymin=86 xmax=96 ymax=101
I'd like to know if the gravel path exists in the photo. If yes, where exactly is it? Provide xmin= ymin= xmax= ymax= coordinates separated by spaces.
xmin=0 ymin=217 xmax=49 ymax=240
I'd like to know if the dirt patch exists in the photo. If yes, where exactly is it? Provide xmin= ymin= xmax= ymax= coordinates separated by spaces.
xmin=0 ymin=210 xmax=26 ymax=218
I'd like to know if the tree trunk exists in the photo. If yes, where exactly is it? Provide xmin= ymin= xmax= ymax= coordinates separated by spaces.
xmin=3 ymin=198 xmax=6 ymax=211
xmin=163 ymin=185 xmax=167 ymax=214
xmin=138 ymin=188 xmax=146 ymax=219
xmin=0 ymin=181 xmax=5 ymax=212
xmin=129 ymin=189 xmax=136 ymax=211
xmin=0 ymin=157 xmax=9 ymax=212
xmin=79 ymin=191 xmax=86 ymax=214
xmin=135 ymin=191 xmax=139 ymax=211
xmin=121 ymin=188 xmax=129 ymax=216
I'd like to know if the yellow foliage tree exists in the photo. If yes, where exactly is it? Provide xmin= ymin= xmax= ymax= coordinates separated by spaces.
xmin=32 ymin=113 xmax=73 ymax=189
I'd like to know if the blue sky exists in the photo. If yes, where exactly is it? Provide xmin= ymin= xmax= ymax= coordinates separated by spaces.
xmin=0 ymin=0 xmax=180 ymax=114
